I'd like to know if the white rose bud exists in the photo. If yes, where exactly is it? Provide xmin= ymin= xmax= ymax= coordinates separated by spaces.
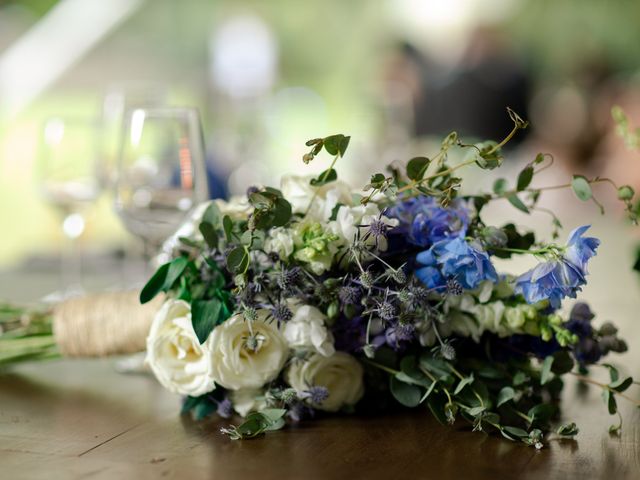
xmin=146 ymin=299 xmax=216 ymax=396
xmin=209 ymin=311 xmax=289 ymax=390
xmin=264 ymin=227 xmax=295 ymax=259
xmin=230 ymin=388 xmax=268 ymax=417
xmin=285 ymin=352 xmax=365 ymax=412
xmin=283 ymin=304 xmax=335 ymax=357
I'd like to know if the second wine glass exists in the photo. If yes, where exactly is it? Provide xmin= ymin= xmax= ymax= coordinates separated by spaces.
xmin=115 ymin=107 xmax=209 ymax=261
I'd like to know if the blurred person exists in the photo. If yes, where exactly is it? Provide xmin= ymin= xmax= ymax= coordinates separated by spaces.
xmin=380 ymin=27 xmax=531 ymax=145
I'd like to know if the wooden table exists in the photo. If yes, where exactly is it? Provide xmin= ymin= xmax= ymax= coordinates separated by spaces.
xmin=1 ymin=357 xmax=638 ymax=480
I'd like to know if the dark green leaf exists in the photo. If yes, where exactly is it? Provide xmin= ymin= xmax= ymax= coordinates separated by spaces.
xmin=140 ymin=262 xmax=170 ymax=304
xmin=610 ymin=377 xmax=633 ymax=393
xmin=497 ymin=386 xmax=516 ymax=407
xmin=517 ymin=166 xmax=534 ymax=191
xmin=551 ymin=350 xmax=574 ymax=375
xmin=533 ymin=153 xmax=545 ymax=164
xmin=556 ymin=422 xmax=579 ymax=437
xmin=540 ymin=356 xmax=554 ymax=385
xmin=454 ymin=374 xmax=475 ymax=395
xmin=226 ymin=247 xmax=249 ymax=274
xmin=602 ymin=389 xmax=617 ymax=415
xmin=164 ymin=256 xmax=189 ymax=290
xmin=223 ymin=215 xmax=234 ymax=242
xmin=192 ymin=299 xmax=222 ymax=344
xmin=323 ymin=134 xmax=350 ymax=156
xmin=390 ymin=376 xmax=422 ymax=407
xmin=571 ymin=175 xmax=592 ymax=201
xmin=507 ymin=194 xmax=529 ymax=214
xmin=199 ymin=222 xmax=219 ymax=249
xmin=406 ymin=157 xmax=430 ymax=181
xmin=271 ymin=197 xmax=292 ymax=227
xmin=528 ymin=403 xmax=555 ymax=424
xmin=369 ymin=173 xmax=386 ymax=188
xmin=493 ymin=178 xmax=508 ymax=195
xmin=310 ymin=168 xmax=337 ymax=186
xmin=502 ymin=426 xmax=529 ymax=440
xmin=602 ymin=363 xmax=619 ymax=382
xmin=426 ymin=393 xmax=449 ymax=425
xmin=202 ymin=202 xmax=222 ymax=226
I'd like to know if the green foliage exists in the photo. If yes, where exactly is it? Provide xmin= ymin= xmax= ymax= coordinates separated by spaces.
xmin=571 ymin=175 xmax=593 ymax=201
xmin=221 ymin=409 xmax=287 ymax=440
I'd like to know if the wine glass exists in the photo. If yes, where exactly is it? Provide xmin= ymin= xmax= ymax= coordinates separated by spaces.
xmin=99 ymin=83 xmax=167 ymax=190
xmin=114 ymin=107 xmax=209 ymax=263
xmin=38 ymin=117 xmax=101 ymax=296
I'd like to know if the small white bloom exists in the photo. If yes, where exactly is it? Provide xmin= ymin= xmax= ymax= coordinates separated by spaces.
xmin=209 ymin=311 xmax=289 ymax=390
xmin=285 ymin=352 xmax=364 ymax=412
xmin=230 ymin=388 xmax=268 ymax=417
xmin=146 ymin=299 xmax=216 ymax=396
xmin=283 ymin=303 xmax=335 ymax=356
xmin=264 ymin=227 xmax=295 ymax=260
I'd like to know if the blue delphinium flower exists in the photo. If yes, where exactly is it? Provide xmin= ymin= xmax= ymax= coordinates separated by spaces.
xmin=514 ymin=226 xmax=600 ymax=309
xmin=387 ymin=196 xmax=472 ymax=247
xmin=415 ymin=237 xmax=498 ymax=290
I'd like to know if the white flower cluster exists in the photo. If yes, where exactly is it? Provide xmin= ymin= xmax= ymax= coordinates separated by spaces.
xmin=415 ymin=279 xmax=545 ymax=346
xmin=146 ymin=299 xmax=363 ymax=416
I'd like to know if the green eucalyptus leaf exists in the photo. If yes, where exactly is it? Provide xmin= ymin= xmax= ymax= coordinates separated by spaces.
xmin=602 ymin=389 xmax=617 ymax=415
xmin=517 ymin=166 xmax=534 ymax=191
xmin=202 ymin=202 xmax=222 ymax=226
xmin=550 ymin=350 xmax=574 ymax=375
xmin=223 ymin=215 xmax=234 ymax=242
xmin=454 ymin=374 xmax=474 ymax=395
xmin=140 ymin=262 xmax=170 ymax=304
xmin=199 ymin=222 xmax=219 ymax=249
xmin=540 ymin=356 xmax=554 ymax=385
xmin=310 ymin=168 xmax=337 ymax=186
xmin=497 ymin=386 xmax=516 ymax=407
xmin=571 ymin=175 xmax=592 ymax=201
xmin=493 ymin=178 xmax=508 ymax=195
xmin=227 ymin=247 xmax=249 ymax=274
xmin=406 ymin=157 xmax=430 ymax=181
xmin=502 ymin=426 xmax=529 ymax=440
xmin=610 ymin=376 xmax=633 ymax=393
xmin=507 ymin=194 xmax=529 ymax=214
xmin=556 ymin=422 xmax=579 ymax=437
xmin=271 ymin=197 xmax=292 ymax=227
xmin=390 ymin=376 xmax=422 ymax=407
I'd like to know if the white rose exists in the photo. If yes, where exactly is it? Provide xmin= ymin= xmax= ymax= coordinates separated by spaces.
xmin=285 ymin=352 xmax=364 ymax=412
xmin=281 ymin=174 xmax=352 ymax=220
xmin=146 ymin=299 xmax=216 ymax=396
xmin=283 ymin=304 xmax=335 ymax=357
xmin=264 ymin=227 xmax=295 ymax=259
xmin=230 ymin=388 xmax=268 ymax=417
xmin=209 ymin=311 xmax=289 ymax=390
xmin=214 ymin=196 xmax=252 ymax=221
xmin=329 ymin=204 xmax=398 ymax=250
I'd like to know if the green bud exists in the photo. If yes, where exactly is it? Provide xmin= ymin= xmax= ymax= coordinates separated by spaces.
xmin=617 ymin=185 xmax=635 ymax=201
xmin=548 ymin=313 xmax=563 ymax=326
xmin=540 ymin=325 xmax=553 ymax=342
xmin=327 ymin=301 xmax=339 ymax=320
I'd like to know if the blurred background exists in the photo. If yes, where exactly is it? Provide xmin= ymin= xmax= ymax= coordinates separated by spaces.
xmin=1 ymin=0 xmax=640 ymax=303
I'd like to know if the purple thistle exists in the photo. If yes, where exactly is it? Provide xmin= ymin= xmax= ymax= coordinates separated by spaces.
xmin=216 ymin=398 xmax=233 ymax=419
xmin=304 ymin=386 xmax=330 ymax=405
xmin=271 ymin=303 xmax=293 ymax=323
xmin=339 ymin=285 xmax=361 ymax=304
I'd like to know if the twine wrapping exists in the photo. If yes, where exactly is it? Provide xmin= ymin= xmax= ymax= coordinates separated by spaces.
xmin=52 ymin=291 xmax=164 ymax=357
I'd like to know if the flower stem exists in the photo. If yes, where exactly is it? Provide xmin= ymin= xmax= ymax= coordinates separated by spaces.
xmin=570 ymin=372 xmax=640 ymax=407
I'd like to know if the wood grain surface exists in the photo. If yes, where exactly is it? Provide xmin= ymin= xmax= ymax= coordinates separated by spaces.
xmin=1 ymin=357 xmax=638 ymax=480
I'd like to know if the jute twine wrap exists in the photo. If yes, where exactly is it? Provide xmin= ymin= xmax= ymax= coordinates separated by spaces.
xmin=52 ymin=291 xmax=164 ymax=357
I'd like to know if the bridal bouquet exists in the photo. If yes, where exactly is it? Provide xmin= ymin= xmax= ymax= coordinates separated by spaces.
xmin=140 ymin=110 xmax=636 ymax=447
